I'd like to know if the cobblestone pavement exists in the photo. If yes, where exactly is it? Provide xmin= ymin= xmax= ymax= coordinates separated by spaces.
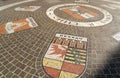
xmin=0 ymin=0 xmax=120 ymax=78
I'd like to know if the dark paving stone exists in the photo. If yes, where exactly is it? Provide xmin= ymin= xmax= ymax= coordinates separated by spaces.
xmin=103 ymin=69 xmax=110 ymax=74
xmin=25 ymin=74 xmax=33 ymax=78
xmin=33 ymin=76 xmax=39 ymax=78
xmin=110 ymin=69 xmax=117 ymax=74
xmin=96 ymin=48 xmax=120 ymax=78
xmin=114 ymin=75 xmax=120 ymax=78
xmin=12 ymin=75 xmax=19 ymax=78
xmin=0 ymin=66 xmax=5 ymax=72
xmin=14 ymin=69 xmax=21 ymax=75
xmin=1 ymin=76 xmax=6 ymax=78
xmin=39 ymin=72 xmax=45 ymax=77
xmin=106 ymin=75 xmax=114 ymax=78
xmin=2 ymin=69 xmax=9 ymax=75
xmin=29 ymin=69 xmax=36 ymax=74
xmin=6 ymin=72 xmax=13 ymax=78
xmin=95 ymin=75 xmax=106 ymax=78
xmin=24 ymin=67 xmax=31 ymax=72
xmin=19 ymin=71 xmax=26 ymax=78
xmin=16 ymin=62 xmax=26 ymax=70
xmin=9 ymin=66 xmax=16 ymax=72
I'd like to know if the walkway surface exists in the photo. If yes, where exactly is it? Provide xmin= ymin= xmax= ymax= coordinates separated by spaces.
xmin=0 ymin=0 xmax=120 ymax=78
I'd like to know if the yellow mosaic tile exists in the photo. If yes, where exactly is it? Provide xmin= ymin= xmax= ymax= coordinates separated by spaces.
xmin=59 ymin=71 xmax=78 ymax=78
xmin=43 ymin=58 xmax=63 ymax=70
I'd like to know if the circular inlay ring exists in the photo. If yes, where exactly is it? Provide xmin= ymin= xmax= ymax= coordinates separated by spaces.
xmin=46 ymin=3 xmax=113 ymax=27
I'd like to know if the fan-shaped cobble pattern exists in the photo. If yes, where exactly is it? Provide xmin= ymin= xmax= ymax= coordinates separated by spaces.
xmin=0 ymin=0 xmax=120 ymax=78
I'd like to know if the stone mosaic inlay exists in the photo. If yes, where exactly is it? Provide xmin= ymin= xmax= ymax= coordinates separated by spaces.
xmin=46 ymin=3 xmax=113 ymax=27
xmin=0 ymin=17 xmax=38 ymax=34
xmin=43 ymin=34 xmax=88 ymax=78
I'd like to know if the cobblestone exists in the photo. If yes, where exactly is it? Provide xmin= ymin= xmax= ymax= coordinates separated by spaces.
xmin=0 ymin=0 xmax=120 ymax=78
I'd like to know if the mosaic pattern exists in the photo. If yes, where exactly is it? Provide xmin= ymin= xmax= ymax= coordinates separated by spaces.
xmin=15 ymin=6 xmax=40 ymax=12
xmin=60 ymin=6 xmax=98 ymax=20
xmin=43 ymin=34 xmax=88 ymax=78
xmin=0 ymin=17 xmax=38 ymax=34
xmin=46 ymin=3 xmax=113 ymax=27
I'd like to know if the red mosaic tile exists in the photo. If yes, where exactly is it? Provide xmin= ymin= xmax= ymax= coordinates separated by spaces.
xmin=44 ymin=66 xmax=60 ymax=78
xmin=62 ymin=62 xmax=85 ymax=75
xmin=44 ymin=44 xmax=67 ymax=61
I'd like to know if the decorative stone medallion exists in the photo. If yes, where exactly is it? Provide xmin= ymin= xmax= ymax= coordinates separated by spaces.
xmin=46 ymin=3 xmax=113 ymax=27
xmin=43 ymin=34 xmax=88 ymax=78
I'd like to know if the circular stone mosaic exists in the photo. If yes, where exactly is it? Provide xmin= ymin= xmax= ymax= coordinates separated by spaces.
xmin=46 ymin=3 xmax=113 ymax=27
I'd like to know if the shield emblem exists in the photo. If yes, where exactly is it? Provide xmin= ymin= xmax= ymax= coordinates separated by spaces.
xmin=0 ymin=17 xmax=38 ymax=34
xmin=43 ymin=34 xmax=88 ymax=78
xmin=60 ymin=6 xmax=98 ymax=20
